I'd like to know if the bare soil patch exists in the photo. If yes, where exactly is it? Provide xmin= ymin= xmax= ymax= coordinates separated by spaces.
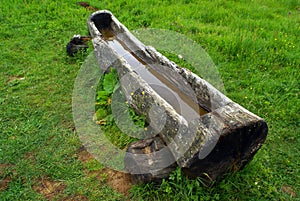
xmin=0 ymin=164 xmax=15 ymax=191
xmin=33 ymin=176 xmax=66 ymax=200
xmin=103 ymin=168 xmax=133 ymax=196
xmin=0 ymin=176 xmax=12 ymax=191
xmin=76 ymin=2 xmax=99 ymax=11
xmin=77 ymin=146 xmax=133 ymax=195
xmin=282 ymin=185 xmax=296 ymax=198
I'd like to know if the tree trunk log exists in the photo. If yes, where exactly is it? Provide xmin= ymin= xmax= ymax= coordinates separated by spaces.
xmin=88 ymin=10 xmax=268 ymax=184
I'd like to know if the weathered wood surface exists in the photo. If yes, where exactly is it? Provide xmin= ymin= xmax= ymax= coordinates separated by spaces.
xmin=124 ymin=137 xmax=177 ymax=184
xmin=181 ymin=102 xmax=268 ymax=181
xmin=88 ymin=10 xmax=268 ymax=184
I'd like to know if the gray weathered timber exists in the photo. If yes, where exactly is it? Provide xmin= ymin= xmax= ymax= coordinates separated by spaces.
xmin=124 ymin=137 xmax=178 ymax=184
xmin=87 ymin=10 xmax=268 ymax=184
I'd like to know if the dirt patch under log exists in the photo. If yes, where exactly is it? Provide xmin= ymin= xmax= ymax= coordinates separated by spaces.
xmin=77 ymin=146 xmax=133 ymax=195
xmin=33 ymin=176 xmax=66 ymax=200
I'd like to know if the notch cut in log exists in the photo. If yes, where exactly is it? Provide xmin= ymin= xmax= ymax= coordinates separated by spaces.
xmin=87 ymin=10 xmax=268 ymax=184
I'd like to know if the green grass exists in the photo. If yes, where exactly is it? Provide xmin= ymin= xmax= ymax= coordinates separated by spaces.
xmin=0 ymin=0 xmax=299 ymax=200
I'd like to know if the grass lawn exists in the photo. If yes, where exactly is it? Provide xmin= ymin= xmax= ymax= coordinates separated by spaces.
xmin=0 ymin=0 xmax=299 ymax=200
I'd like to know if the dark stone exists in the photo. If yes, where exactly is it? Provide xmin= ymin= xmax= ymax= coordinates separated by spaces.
xmin=66 ymin=35 xmax=91 ymax=56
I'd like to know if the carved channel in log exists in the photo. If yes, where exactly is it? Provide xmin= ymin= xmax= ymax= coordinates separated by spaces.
xmin=90 ymin=16 xmax=209 ymax=122
xmin=87 ymin=10 xmax=268 ymax=184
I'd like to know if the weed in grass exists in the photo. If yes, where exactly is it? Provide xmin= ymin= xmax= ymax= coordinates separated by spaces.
xmin=94 ymin=68 xmax=141 ymax=149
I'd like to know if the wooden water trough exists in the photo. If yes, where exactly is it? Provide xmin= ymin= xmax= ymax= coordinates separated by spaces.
xmin=87 ymin=10 xmax=268 ymax=184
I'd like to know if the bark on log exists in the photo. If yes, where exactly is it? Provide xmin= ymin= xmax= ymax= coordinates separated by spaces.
xmin=124 ymin=137 xmax=177 ymax=184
